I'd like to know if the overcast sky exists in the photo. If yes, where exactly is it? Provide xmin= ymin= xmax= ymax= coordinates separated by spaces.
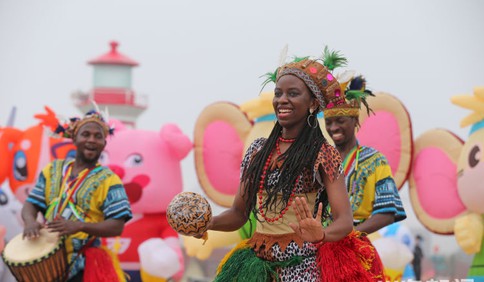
xmin=1 ymin=0 xmax=484 ymax=255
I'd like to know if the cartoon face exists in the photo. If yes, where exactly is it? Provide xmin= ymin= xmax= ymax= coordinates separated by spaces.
xmin=456 ymin=128 xmax=484 ymax=213
xmin=7 ymin=125 xmax=76 ymax=202
xmin=102 ymin=124 xmax=191 ymax=214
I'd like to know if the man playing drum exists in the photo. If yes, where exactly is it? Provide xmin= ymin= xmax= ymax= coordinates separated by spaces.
xmin=21 ymin=109 xmax=132 ymax=281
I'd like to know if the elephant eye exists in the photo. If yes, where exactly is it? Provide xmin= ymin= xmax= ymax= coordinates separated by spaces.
xmin=468 ymin=145 xmax=481 ymax=168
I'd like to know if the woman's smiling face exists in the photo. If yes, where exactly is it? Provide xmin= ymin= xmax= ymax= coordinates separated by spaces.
xmin=274 ymin=75 xmax=317 ymax=135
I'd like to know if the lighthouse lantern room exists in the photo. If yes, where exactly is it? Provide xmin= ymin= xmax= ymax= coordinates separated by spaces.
xmin=72 ymin=41 xmax=147 ymax=128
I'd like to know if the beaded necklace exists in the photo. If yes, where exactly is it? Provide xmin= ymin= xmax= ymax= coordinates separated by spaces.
xmin=258 ymin=136 xmax=300 ymax=222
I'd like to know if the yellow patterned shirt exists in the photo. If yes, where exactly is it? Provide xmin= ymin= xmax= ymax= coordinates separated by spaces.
xmin=27 ymin=159 xmax=132 ymax=278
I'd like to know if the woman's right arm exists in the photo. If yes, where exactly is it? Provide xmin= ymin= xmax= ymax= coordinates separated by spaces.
xmin=209 ymin=181 xmax=250 ymax=232
xmin=321 ymin=171 xmax=353 ymax=242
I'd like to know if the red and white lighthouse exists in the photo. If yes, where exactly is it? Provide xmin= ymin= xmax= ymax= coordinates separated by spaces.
xmin=72 ymin=41 xmax=147 ymax=128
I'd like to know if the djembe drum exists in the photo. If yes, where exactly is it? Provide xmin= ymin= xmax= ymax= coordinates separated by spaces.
xmin=1 ymin=229 xmax=68 ymax=282
xmin=166 ymin=192 xmax=212 ymax=236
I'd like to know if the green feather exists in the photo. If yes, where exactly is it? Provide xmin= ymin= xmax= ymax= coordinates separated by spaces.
xmin=345 ymin=90 xmax=370 ymax=101
xmin=259 ymin=67 xmax=279 ymax=92
xmin=345 ymin=90 xmax=375 ymax=115
xmin=322 ymin=46 xmax=347 ymax=71
xmin=292 ymin=56 xmax=309 ymax=63
xmin=259 ymin=56 xmax=309 ymax=92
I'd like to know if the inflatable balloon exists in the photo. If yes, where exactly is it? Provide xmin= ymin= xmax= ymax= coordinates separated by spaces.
xmin=372 ymin=237 xmax=414 ymax=282
xmin=377 ymin=222 xmax=416 ymax=281
xmin=355 ymin=92 xmax=413 ymax=190
xmin=409 ymin=86 xmax=484 ymax=280
xmin=101 ymin=122 xmax=192 ymax=281
xmin=0 ymin=107 xmax=76 ymax=203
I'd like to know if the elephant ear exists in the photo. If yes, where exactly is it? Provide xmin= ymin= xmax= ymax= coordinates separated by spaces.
xmin=194 ymin=102 xmax=252 ymax=207
xmin=357 ymin=92 xmax=413 ymax=190
xmin=409 ymin=129 xmax=468 ymax=234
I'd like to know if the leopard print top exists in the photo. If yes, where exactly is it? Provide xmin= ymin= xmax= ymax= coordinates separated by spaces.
xmin=240 ymin=138 xmax=343 ymax=281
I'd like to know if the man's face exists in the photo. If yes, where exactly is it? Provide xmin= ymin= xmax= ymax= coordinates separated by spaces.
xmin=324 ymin=116 xmax=357 ymax=146
xmin=73 ymin=122 xmax=106 ymax=163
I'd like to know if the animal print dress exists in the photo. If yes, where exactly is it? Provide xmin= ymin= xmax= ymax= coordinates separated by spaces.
xmin=241 ymin=138 xmax=342 ymax=282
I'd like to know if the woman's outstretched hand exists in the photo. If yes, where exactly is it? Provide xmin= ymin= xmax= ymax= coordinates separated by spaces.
xmin=288 ymin=197 xmax=325 ymax=243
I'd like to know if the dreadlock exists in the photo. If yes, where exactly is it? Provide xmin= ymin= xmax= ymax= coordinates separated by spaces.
xmin=241 ymin=112 xmax=330 ymax=221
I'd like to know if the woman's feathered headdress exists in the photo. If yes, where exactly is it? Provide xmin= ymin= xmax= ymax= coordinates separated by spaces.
xmin=261 ymin=45 xmax=348 ymax=112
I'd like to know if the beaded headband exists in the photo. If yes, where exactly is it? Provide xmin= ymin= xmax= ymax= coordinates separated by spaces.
xmin=262 ymin=46 xmax=375 ymax=119
xmin=323 ymin=73 xmax=375 ymax=118
xmin=262 ymin=46 xmax=347 ymax=113
xmin=54 ymin=102 xmax=114 ymax=139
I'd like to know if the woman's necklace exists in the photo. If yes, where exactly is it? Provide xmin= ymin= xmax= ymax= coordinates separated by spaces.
xmin=258 ymin=136 xmax=299 ymax=223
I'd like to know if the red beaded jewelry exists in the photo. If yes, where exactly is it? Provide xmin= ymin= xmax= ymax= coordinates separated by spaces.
xmin=278 ymin=136 xmax=296 ymax=143
xmin=258 ymin=137 xmax=299 ymax=223
xmin=276 ymin=136 xmax=296 ymax=155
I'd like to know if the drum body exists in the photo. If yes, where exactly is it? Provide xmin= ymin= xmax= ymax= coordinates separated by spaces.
xmin=1 ymin=229 xmax=68 ymax=282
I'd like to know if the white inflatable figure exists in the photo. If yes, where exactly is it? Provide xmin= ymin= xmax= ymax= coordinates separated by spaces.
xmin=0 ymin=225 xmax=16 ymax=282
xmin=0 ymin=186 xmax=23 ymax=241
xmin=372 ymin=236 xmax=413 ymax=282
xmin=378 ymin=222 xmax=416 ymax=280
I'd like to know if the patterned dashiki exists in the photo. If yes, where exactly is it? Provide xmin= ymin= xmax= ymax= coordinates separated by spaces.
xmin=27 ymin=159 xmax=132 ymax=279
xmin=343 ymin=145 xmax=406 ymax=226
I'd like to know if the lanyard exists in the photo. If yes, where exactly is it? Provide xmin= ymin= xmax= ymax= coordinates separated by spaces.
xmin=342 ymin=145 xmax=361 ymax=195
xmin=49 ymin=163 xmax=97 ymax=220
xmin=342 ymin=145 xmax=361 ymax=176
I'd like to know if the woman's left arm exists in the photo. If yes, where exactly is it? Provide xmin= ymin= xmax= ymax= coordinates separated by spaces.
xmin=320 ymin=172 xmax=353 ymax=242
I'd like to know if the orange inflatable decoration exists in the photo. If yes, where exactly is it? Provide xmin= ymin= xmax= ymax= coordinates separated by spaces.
xmin=0 ymin=107 xmax=76 ymax=202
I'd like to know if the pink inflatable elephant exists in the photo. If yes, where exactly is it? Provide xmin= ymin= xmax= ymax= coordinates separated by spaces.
xmin=101 ymin=121 xmax=192 ymax=282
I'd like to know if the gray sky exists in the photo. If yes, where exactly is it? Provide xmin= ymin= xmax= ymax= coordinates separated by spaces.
xmin=1 ymin=0 xmax=484 ymax=255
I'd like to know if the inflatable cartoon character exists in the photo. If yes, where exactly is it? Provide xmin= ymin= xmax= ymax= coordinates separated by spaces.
xmin=101 ymin=121 xmax=192 ymax=281
xmin=370 ymin=222 xmax=415 ymax=281
xmin=185 ymin=79 xmax=413 ymax=259
xmin=0 ymin=127 xmax=19 ymax=185
xmin=409 ymin=86 xmax=484 ymax=281
xmin=0 ymin=126 xmax=24 ymax=241
xmin=1 ymin=107 xmax=76 ymax=202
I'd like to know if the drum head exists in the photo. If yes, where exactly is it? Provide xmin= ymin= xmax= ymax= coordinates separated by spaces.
xmin=3 ymin=229 xmax=61 ymax=263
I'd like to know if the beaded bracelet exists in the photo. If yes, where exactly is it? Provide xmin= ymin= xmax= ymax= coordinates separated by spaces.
xmin=310 ymin=232 xmax=326 ymax=248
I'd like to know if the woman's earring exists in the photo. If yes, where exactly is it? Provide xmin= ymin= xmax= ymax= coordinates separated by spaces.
xmin=307 ymin=108 xmax=318 ymax=128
